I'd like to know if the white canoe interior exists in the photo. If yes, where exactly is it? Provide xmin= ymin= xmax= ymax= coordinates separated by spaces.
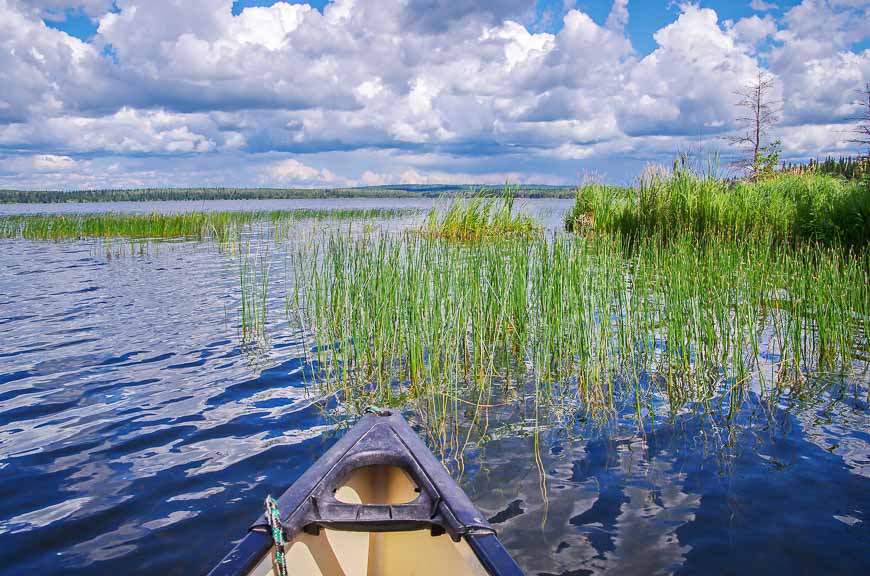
xmin=246 ymin=464 xmax=489 ymax=576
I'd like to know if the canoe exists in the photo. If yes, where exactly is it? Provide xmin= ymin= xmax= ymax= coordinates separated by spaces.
xmin=208 ymin=409 xmax=524 ymax=576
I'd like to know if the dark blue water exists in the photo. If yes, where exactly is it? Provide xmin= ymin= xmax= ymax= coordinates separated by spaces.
xmin=0 ymin=203 xmax=868 ymax=575
xmin=466 ymin=390 xmax=870 ymax=575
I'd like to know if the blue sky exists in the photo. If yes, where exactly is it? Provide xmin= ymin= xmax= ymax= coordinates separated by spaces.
xmin=4 ymin=0 xmax=869 ymax=190
xmin=46 ymin=1 xmax=812 ymax=55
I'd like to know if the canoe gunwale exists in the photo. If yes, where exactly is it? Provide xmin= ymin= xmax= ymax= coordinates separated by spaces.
xmin=207 ymin=530 xmax=271 ymax=576
xmin=467 ymin=533 xmax=525 ymax=576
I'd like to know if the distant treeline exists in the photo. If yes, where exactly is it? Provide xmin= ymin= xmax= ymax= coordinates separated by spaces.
xmin=781 ymin=156 xmax=870 ymax=180
xmin=0 ymin=184 xmax=576 ymax=204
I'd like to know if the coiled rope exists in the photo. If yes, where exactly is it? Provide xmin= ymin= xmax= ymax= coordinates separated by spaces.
xmin=265 ymin=495 xmax=289 ymax=576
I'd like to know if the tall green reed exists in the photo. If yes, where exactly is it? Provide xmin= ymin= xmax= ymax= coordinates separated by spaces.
xmin=0 ymin=208 xmax=419 ymax=243
xmin=423 ymin=185 xmax=539 ymax=240
xmin=566 ymin=172 xmax=869 ymax=250
xmin=238 ymin=240 xmax=273 ymax=351
xmin=289 ymin=231 xmax=869 ymax=417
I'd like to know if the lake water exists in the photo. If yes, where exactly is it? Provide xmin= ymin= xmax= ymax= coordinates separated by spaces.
xmin=0 ymin=199 xmax=867 ymax=575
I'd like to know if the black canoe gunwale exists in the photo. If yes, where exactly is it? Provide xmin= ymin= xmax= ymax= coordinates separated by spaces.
xmin=207 ymin=411 xmax=523 ymax=576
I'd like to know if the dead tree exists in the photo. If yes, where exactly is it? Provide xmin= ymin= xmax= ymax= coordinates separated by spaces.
xmin=848 ymin=82 xmax=870 ymax=158
xmin=729 ymin=71 xmax=781 ymax=181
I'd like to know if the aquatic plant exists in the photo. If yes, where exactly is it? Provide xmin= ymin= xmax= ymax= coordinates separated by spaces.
xmin=422 ymin=186 xmax=540 ymax=240
xmin=565 ymin=172 xmax=870 ymax=250
xmin=238 ymin=240 xmax=273 ymax=351
xmin=0 ymin=208 xmax=419 ymax=243
xmin=289 ymin=231 xmax=869 ymax=418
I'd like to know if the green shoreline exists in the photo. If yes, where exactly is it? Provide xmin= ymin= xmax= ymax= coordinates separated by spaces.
xmin=0 ymin=185 xmax=576 ymax=204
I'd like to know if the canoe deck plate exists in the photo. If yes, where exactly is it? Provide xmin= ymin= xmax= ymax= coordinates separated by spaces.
xmin=251 ymin=412 xmax=495 ymax=542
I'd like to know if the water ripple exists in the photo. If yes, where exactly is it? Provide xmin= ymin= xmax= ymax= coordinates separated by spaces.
xmin=0 ymin=204 xmax=867 ymax=576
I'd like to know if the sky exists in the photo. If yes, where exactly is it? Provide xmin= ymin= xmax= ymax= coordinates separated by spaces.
xmin=1 ymin=0 xmax=869 ymax=190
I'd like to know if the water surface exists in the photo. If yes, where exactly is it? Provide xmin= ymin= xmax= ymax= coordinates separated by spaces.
xmin=0 ymin=199 xmax=867 ymax=575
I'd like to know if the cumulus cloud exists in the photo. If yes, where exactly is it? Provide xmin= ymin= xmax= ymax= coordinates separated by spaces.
xmin=12 ymin=0 xmax=114 ymax=20
xmin=0 ymin=108 xmax=221 ymax=154
xmin=0 ymin=0 xmax=868 ymax=187
xmin=400 ymin=0 xmax=535 ymax=34
xmin=778 ymin=122 xmax=858 ymax=156
xmin=730 ymin=15 xmax=778 ymax=45
xmin=263 ymin=158 xmax=347 ymax=187
xmin=750 ymin=0 xmax=778 ymax=11
xmin=0 ymin=154 xmax=236 ymax=190
xmin=2 ymin=153 xmax=78 ymax=173
xmin=774 ymin=0 xmax=870 ymax=62
xmin=0 ymin=0 xmax=115 ymax=122
xmin=605 ymin=0 xmax=629 ymax=33
xmin=769 ymin=0 xmax=870 ymax=126
xmin=360 ymin=167 xmax=565 ymax=186
xmin=622 ymin=5 xmax=764 ymax=136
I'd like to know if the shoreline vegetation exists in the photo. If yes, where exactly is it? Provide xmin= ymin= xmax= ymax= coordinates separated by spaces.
xmin=0 ymin=184 xmax=576 ymax=204
xmin=0 ymin=208 xmax=419 ymax=242
xmin=1 ymin=155 xmax=864 ymax=206
xmin=565 ymin=169 xmax=869 ymax=250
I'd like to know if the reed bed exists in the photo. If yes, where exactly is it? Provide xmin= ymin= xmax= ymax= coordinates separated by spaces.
xmin=288 ymin=231 xmax=869 ymax=417
xmin=0 ymin=208 xmax=419 ymax=243
xmin=422 ymin=188 xmax=539 ymax=240
xmin=566 ymin=173 xmax=870 ymax=249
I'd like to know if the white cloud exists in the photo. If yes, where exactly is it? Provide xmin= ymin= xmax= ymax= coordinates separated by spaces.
xmin=3 ymin=154 xmax=78 ymax=173
xmin=13 ymin=0 xmax=114 ymax=20
xmin=778 ymin=122 xmax=858 ymax=157
xmin=622 ymin=5 xmax=764 ymax=136
xmin=30 ymin=154 xmax=77 ymax=171
xmin=0 ymin=154 xmax=240 ymax=190
xmin=0 ymin=0 xmax=113 ymax=122
xmin=0 ymin=108 xmax=219 ymax=154
xmin=605 ymin=0 xmax=629 ymax=33
xmin=264 ymin=158 xmax=347 ymax=187
xmin=774 ymin=0 xmax=870 ymax=62
xmin=769 ymin=0 xmax=870 ymax=126
xmin=0 ymin=0 xmax=867 ymax=188
xmin=750 ymin=0 xmax=778 ymax=11
xmin=731 ymin=15 xmax=778 ymax=45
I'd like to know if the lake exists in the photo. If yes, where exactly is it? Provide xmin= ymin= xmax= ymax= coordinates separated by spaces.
xmin=0 ymin=199 xmax=867 ymax=575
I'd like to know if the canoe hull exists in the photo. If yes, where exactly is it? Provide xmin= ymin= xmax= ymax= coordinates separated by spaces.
xmin=208 ymin=411 xmax=524 ymax=576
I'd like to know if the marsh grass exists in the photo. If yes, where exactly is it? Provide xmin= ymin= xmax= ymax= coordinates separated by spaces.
xmin=566 ymin=172 xmax=870 ymax=249
xmin=289 ymin=231 xmax=869 ymax=418
xmin=0 ymin=208 xmax=419 ymax=243
xmin=238 ymin=240 xmax=272 ymax=350
xmin=423 ymin=186 xmax=539 ymax=240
